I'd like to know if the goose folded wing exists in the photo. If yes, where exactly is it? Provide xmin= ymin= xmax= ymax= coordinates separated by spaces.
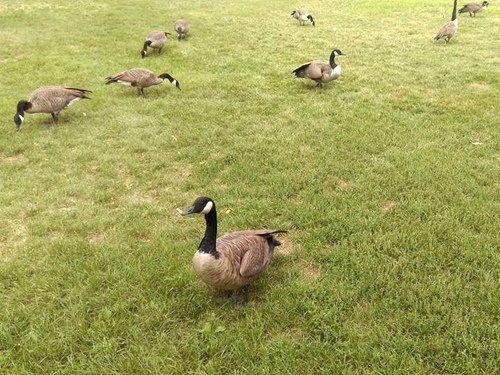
xmin=302 ymin=62 xmax=327 ymax=80
xmin=239 ymin=241 xmax=272 ymax=278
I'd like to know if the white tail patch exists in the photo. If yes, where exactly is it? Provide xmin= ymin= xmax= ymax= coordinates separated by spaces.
xmin=67 ymin=98 xmax=81 ymax=107
xmin=201 ymin=201 xmax=213 ymax=214
xmin=117 ymin=80 xmax=132 ymax=86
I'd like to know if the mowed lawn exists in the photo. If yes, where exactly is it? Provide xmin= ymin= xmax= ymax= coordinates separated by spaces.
xmin=1 ymin=0 xmax=499 ymax=373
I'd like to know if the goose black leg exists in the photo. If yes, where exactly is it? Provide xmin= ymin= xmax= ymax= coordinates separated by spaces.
xmin=158 ymin=48 xmax=162 ymax=55
xmin=241 ymin=285 xmax=250 ymax=304
xmin=51 ymin=113 xmax=59 ymax=124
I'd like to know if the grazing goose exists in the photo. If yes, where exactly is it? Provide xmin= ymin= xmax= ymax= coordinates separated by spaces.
xmin=13 ymin=86 xmax=91 ymax=131
xmin=174 ymin=19 xmax=189 ymax=40
xmin=291 ymin=9 xmax=315 ymax=26
xmin=105 ymin=68 xmax=180 ymax=96
xmin=141 ymin=31 xmax=171 ymax=58
xmin=292 ymin=49 xmax=345 ymax=87
xmin=180 ymin=196 xmax=286 ymax=304
xmin=459 ymin=1 xmax=488 ymax=17
xmin=435 ymin=0 xmax=458 ymax=43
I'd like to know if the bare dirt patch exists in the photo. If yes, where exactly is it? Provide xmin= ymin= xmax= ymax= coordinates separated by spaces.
xmin=299 ymin=260 xmax=320 ymax=280
xmin=382 ymin=201 xmax=396 ymax=212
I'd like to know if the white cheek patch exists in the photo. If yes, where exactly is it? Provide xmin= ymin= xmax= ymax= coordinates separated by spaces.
xmin=18 ymin=115 xmax=24 ymax=122
xmin=201 ymin=201 xmax=213 ymax=214
xmin=171 ymin=79 xmax=177 ymax=86
xmin=117 ymin=80 xmax=132 ymax=86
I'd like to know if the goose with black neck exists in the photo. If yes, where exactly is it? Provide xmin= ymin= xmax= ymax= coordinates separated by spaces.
xmin=180 ymin=196 xmax=287 ymax=304
xmin=435 ymin=0 xmax=459 ymax=43
xmin=292 ymin=49 xmax=345 ymax=87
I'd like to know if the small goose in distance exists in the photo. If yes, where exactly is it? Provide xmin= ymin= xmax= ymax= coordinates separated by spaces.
xmin=14 ymin=86 xmax=91 ymax=131
xmin=180 ymin=196 xmax=287 ymax=304
xmin=141 ymin=31 xmax=171 ymax=58
xmin=291 ymin=9 xmax=315 ymax=26
xmin=292 ymin=49 xmax=345 ymax=87
xmin=105 ymin=68 xmax=180 ymax=96
xmin=435 ymin=0 xmax=459 ymax=43
xmin=459 ymin=1 xmax=488 ymax=17
xmin=174 ymin=19 xmax=189 ymax=40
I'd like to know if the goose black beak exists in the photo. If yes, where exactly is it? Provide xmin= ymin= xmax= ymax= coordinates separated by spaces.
xmin=181 ymin=205 xmax=195 ymax=216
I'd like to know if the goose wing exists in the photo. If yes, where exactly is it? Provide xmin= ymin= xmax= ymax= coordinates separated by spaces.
xmin=147 ymin=31 xmax=167 ymax=47
xmin=217 ymin=230 xmax=285 ymax=278
xmin=29 ymin=86 xmax=91 ymax=112
xmin=460 ymin=3 xmax=480 ymax=12
xmin=105 ymin=68 xmax=156 ymax=85
xmin=293 ymin=60 xmax=331 ymax=80
xmin=435 ymin=21 xmax=457 ymax=39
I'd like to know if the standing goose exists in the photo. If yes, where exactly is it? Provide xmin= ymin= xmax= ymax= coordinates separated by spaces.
xmin=174 ymin=19 xmax=189 ymax=41
xmin=13 ymin=86 xmax=91 ymax=131
xmin=180 ymin=196 xmax=287 ymax=304
xmin=459 ymin=1 xmax=488 ymax=17
xmin=292 ymin=49 xmax=345 ymax=87
xmin=105 ymin=68 xmax=180 ymax=96
xmin=141 ymin=31 xmax=171 ymax=58
xmin=291 ymin=9 xmax=315 ymax=26
xmin=435 ymin=0 xmax=459 ymax=43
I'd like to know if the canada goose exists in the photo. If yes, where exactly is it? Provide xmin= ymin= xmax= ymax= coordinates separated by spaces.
xmin=13 ymin=86 xmax=91 ymax=131
xmin=105 ymin=68 xmax=180 ymax=96
xmin=435 ymin=0 xmax=458 ymax=43
xmin=459 ymin=1 xmax=488 ymax=17
xmin=180 ymin=196 xmax=286 ymax=303
xmin=291 ymin=9 xmax=315 ymax=26
xmin=174 ymin=20 xmax=189 ymax=41
xmin=141 ymin=31 xmax=171 ymax=58
xmin=292 ymin=49 xmax=345 ymax=87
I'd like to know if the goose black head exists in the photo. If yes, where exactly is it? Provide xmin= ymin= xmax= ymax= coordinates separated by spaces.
xmin=482 ymin=1 xmax=489 ymax=6
xmin=141 ymin=40 xmax=152 ymax=58
xmin=14 ymin=100 xmax=31 ymax=131
xmin=158 ymin=73 xmax=181 ymax=90
xmin=181 ymin=196 xmax=214 ymax=216
xmin=291 ymin=10 xmax=296 ymax=16
xmin=332 ymin=49 xmax=345 ymax=57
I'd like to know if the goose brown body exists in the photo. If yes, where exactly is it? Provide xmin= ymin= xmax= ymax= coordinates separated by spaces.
xmin=193 ymin=230 xmax=283 ymax=291
xmin=13 ymin=86 xmax=91 ymax=130
xmin=141 ymin=31 xmax=169 ymax=57
xmin=105 ymin=68 xmax=180 ymax=95
xmin=174 ymin=20 xmax=189 ymax=40
xmin=459 ymin=1 xmax=488 ymax=16
xmin=106 ymin=68 xmax=162 ymax=88
xmin=26 ymin=86 xmax=90 ymax=113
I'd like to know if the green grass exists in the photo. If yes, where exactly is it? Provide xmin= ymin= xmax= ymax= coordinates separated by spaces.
xmin=1 ymin=0 xmax=499 ymax=373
